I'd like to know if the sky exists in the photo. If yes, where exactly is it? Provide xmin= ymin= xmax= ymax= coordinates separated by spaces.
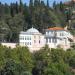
xmin=0 ymin=0 xmax=70 ymax=6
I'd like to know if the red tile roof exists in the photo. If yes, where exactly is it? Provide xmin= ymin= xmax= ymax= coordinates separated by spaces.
xmin=48 ymin=27 xmax=64 ymax=31
xmin=64 ymin=0 xmax=75 ymax=5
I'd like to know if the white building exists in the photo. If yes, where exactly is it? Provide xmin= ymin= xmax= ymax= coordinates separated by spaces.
xmin=19 ymin=27 xmax=45 ymax=52
xmin=45 ymin=27 xmax=73 ymax=50
xmin=19 ymin=27 xmax=74 ymax=52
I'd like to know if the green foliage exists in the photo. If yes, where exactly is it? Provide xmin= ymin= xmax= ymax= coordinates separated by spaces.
xmin=0 ymin=0 xmax=75 ymax=75
xmin=0 ymin=45 xmax=75 ymax=75
xmin=0 ymin=45 xmax=33 ymax=75
xmin=0 ymin=0 xmax=67 ymax=42
xmin=32 ymin=46 xmax=75 ymax=75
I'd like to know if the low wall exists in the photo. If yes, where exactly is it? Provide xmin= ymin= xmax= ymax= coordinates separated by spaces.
xmin=1 ymin=43 xmax=17 ymax=48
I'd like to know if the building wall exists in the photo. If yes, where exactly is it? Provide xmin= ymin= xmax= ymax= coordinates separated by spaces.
xmin=45 ymin=30 xmax=72 ymax=50
xmin=19 ymin=33 xmax=45 ymax=52
xmin=1 ymin=43 xmax=17 ymax=48
xmin=19 ymin=28 xmax=73 ymax=52
xmin=19 ymin=34 xmax=32 ymax=47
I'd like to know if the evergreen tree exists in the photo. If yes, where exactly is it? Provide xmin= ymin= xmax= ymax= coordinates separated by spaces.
xmin=47 ymin=0 xmax=49 ymax=7
xmin=34 ymin=0 xmax=39 ymax=7
xmin=10 ymin=3 xmax=14 ymax=17
xmin=29 ymin=0 xmax=33 ymax=7
xmin=0 ymin=2 xmax=5 ymax=19
xmin=19 ymin=0 xmax=23 ymax=13
xmin=53 ymin=1 xmax=56 ymax=10
xmin=4 ymin=3 xmax=10 ymax=15
xmin=41 ymin=0 xmax=45 ymax=7
xmin=29 ymin=0 xmax=33 ymax=15
xmin=15 ymin=1 xmax=19 ymax=14
xmin=60 ymin=1 xmax=64 ymax=12
xmin=38 ymin=0 xmax=41 ymax=5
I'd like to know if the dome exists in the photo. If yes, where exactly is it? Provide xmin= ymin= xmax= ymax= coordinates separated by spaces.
xmin=26 ymin=27 xmax=39 ymax=33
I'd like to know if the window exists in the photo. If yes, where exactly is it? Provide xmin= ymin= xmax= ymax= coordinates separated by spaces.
xmin=46 ymin=38 xmax=48 ymax=43
xmin=55 ymin=39 xmax=57 ymax=43
xmin=39 ymin=40 xmax=40 ymax=44
xmin=23 ymin=37 xmax=24 ymax=40
xmin=25 ymin=42 xmax=26 ymax=45
xmin=20 ymin=36 xmax=23 ymax=40
xmin=27 ymin=37 xmax=29 ymax=40
xmin=52 ymin=39 xmax=54 ymax=43
xmin=62 ymin=33 xmax=64 ymax=36
xmin=30 ymin=42 xmax=31 ymax=45
xmin=30 ymin=37 xmax=31 ymax=40
xmin=49 ymin=38 xmax=51 ymax=43
xmin=20 ymin=37 xmax=24 ymax=40
xmin=60 ymin=33 xmax=64 ymax=36
xmin=46 ymin=32 xmax=49 ymax=35
xmin=51 ymin=31 xmax=54 ymax=34
xmin=65 ymin=39 xmax=67 ymax=45
xmin=52 ymin=38 xmax=57 ymax=43
xmin=46 ymin=32 xmax=47 ymax=35
xmin=25 ymin=37 xmax=26 ymax=40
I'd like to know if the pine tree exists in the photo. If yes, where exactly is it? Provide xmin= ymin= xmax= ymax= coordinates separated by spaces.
xmin=38 ymin=0 xmax=41 ymax=3
xmin=41 ymin=1 xmax=45 ymax=7
xmin=29 ymin=0 xmax=33 ymax=14
xmin=0 ymin=2 xmax=5 ymax=19
xmin=10 ymin=3 xmax=14 ymax=17
xmin=15 ymin=1 xmax=19 ymax=14
xmin=34 ymin=0 xmax=39 ymax=7
xmin=29 ymin=0 xmax=33 ymax=7
xmin=19 ymin=0 xmax=23 ymax=13
xmin=38 ymin=0 xmax=41 ymax=5
xmin=60 ymin=1 xmax=64 ymax=12
xmin=53 ymin=1 xmax=56 ymax=10
xmin=4 ymin=3 xmax=10 ymax=15
xmin=47 ymin=0 xmax=49 ymax=7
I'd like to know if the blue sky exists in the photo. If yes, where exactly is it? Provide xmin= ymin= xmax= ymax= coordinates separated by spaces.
xmin=0 ymin=0 xmax=70 ymax=6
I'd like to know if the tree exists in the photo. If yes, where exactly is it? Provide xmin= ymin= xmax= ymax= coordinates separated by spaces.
xmin=69 ymin=55 xmax=75 ymax=68
xmin=4 ymin=3 xmax=10 ymax=15
xmin=34 ymin=0 xmax=39 ymax=7
xmin=32 ymin=46 xmax=74 ymax=75
xmin=0 ymin=59 xmax=31 ymax=75
xmin=15 ymin=1 xmax=19 ymax=14
xmin=47 ymin=0 xmax=49 ymax=8
xmin=29 ymin=0 xmax=33 ymax=7
xmin=10 ymin=3 xmax=15 ymax=17
xmin=11 ymin=46 xmax=33 ymax=71
xmin=50 ymin=48 xmax=65 ymax=63
xmin=60 ymin=1 xmax=64 ymax=12
xmin=53 ymin=1 xmax=56 ymax=10
xmin=0 ymin=2 xmax=5 ymax=19
xmin=19 ymin=0 xmax=23 ymax=13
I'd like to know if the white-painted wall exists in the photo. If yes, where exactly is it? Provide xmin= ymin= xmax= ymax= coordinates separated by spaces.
xmin=19 ymin=32 xmax=45 ymax=52
xmin=1 ymin=43 xmax=17 ymax=48
xmin=19 ymin=28 xmax=73 ymax=52
xmin=45 ymin=30 xmax=73 ymax=50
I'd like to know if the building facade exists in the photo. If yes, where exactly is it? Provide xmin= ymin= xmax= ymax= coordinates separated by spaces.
xmin=19 ymin=27 xmax=45 ymax=52
xmin=45 ymin=27 xmax=73 ymax=50
xmin=19 ymin=27 xmax=74 ymax=52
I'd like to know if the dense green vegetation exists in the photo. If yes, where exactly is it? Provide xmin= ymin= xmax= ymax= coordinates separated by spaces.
xmin=0 ymin=0 xmax=72 ymax=42
xmin=0 ymin=45 xmax=75 ymax=75
xmin=0 ymin=0 xmax=75 ymax=74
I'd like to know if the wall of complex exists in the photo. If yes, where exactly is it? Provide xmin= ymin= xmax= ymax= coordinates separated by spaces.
xmin=1 ymin=43 xmax=17 ymax=48
xmin=45 ymin=30 xmax=73 ymax=50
